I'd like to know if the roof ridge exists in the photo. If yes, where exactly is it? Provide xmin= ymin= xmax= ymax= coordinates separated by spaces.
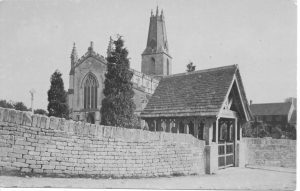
xmin=163 ymin=64 xmax=237 ymax=79
xmin=251 ymin=102 xmax=291 ymax=105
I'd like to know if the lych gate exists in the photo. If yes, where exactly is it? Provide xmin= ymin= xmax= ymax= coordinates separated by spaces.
xmin=141 ymin=65 xmax=252 ymax=174
xmin=217 ymin=118 xmax=235 ymax=168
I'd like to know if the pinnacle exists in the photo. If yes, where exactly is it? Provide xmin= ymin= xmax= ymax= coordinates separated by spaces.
xmin=88 ymin=41 xmax=94 ymax=52
xmin=71 ymin=42 xmax=78 ymax=60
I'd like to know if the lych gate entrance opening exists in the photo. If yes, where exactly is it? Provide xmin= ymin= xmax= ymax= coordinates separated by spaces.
xmin=218 ymin=118 xmax=235 ymax=168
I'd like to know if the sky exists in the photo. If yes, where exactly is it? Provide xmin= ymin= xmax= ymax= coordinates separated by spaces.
xmin=0 ymin=0 xmax=297 ymax=110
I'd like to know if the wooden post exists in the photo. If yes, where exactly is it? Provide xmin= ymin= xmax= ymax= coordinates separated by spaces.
xmin=184 ymin=120 xmax=188 ymax=134
xmin=175 ymin=119 xmax=179 ymax=134
xmin=194 ymin=118 xmax=198 ymax=138
xmin=216 ymin=117 xmax=219 ymax=144
xmin=156 ymin=118 xmax=161 ymax=131
xmin=166 ymin=119 xmax=171 ymax=132
xmin=234 ymin=118 xmax=238 ymax=166
xmin=204 ymin=118 xmax=218 ymax=174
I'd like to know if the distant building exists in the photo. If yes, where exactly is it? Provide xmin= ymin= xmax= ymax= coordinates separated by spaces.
xmin=67 ymin=7 xmax=170 ymax=124
xmin=250 ymin=99 xmax=296 ymax=135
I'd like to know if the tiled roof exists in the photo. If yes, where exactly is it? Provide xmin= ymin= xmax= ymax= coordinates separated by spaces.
xmin=250 ymin=102 xmax=292 ymax=116
xmin=141 ymin=65 xmax=241 ymax=118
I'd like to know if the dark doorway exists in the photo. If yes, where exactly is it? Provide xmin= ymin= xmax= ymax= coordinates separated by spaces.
xmin=179 ymin=121 xmax=184 ymax=133
xmin=188 ymin=121 xmax=194 ymax=136
xmin=87 ymin=112 xmax=95 ymax=124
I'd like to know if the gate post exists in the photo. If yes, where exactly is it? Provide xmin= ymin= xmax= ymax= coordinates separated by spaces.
xmin=204 ymin=118 xmax=218 ymax=174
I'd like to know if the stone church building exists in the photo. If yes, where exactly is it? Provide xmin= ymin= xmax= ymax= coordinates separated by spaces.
xmin=67 ymin=8 xmax=169 ymax=124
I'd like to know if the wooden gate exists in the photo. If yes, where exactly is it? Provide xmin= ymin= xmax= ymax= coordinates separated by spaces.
xmin=218 ymin=119 xmax=235 ymax=168
xmin=218 ymin=142 xmax=234 ymax=168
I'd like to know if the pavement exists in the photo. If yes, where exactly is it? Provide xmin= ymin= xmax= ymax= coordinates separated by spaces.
xmin=0 ymin=167 xmax=296 ymax=190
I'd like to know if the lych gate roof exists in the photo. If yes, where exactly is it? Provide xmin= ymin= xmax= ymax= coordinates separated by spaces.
xmin=250 ymin=102 xmax=292 ymax=116
xmin=141 ymin=65 xmax=249 ymax=118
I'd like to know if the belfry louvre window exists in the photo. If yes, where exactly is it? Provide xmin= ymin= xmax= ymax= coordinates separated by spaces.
xmin=84 ymin=74 xmax=98 ymax=109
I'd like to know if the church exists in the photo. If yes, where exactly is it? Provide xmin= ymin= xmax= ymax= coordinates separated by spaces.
xmin=67 ymin=7 xmax=169 ymax=125
xmin=66 ymin=7 xmax=252 ymax=170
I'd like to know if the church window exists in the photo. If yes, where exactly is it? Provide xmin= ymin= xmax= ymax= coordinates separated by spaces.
xmin=84 ymin=74 xmax=98 ymax=109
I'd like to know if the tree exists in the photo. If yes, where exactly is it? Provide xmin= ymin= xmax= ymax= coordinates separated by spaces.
xmin=242 ymin=121 xmax=270 ymax=138
xmin=0 ymin=99 xmax=29 ymax=111
xmin=47 ymin=70 xmax=69 ymax=118
xmin=34 ymin=109 xmax=48 ymax=116
xmin=0 ymin=100 xmax=14 ymax=109
xmin=14 ymin=102 xmax=29 ymax=111
xmin=101 ymin=36 xmax=136 ymax=128
xmin=186 ymin=62 xmax=196 ymax=72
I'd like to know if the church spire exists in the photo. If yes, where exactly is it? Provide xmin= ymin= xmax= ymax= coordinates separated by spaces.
xmin=143 ymin=7 xmax=169 ymax=54
xmin=141 ymin=8 xmax=172 ymax=76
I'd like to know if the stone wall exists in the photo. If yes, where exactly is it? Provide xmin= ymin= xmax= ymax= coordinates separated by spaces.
xmin=0 ymin=107 xmax=206 ymax=178
xmin=243 ymin=138 xmax=296 ymax=168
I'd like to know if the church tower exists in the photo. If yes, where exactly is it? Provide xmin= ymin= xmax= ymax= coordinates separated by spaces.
xmin=141 ymin=7 xmax=172 ymax=76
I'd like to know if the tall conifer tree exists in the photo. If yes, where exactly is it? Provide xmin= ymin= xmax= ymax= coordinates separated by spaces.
xmin=47 ymin=70 xmax=69 ymax=118
xmin=101 ymin=36 xmax=136 ymax=128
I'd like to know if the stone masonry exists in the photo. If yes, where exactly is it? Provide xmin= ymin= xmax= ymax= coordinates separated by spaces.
xmin=243 ymin=138 xmax=296 ymax=168
xmin=0 ymin=107 xmax=206 ymax=178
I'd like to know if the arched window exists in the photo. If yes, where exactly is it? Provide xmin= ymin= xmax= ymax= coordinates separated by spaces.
xmin=83 ymin=74 xmax=98 ymax=109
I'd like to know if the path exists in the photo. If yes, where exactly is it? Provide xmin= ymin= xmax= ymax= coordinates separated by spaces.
xmin=0 ymin=167 xmax=296 ymax=190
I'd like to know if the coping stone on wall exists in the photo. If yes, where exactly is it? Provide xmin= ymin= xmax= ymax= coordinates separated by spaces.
xmin=15 ymin=110 xmax=23 ymax=125
xmin=32 ymin=114 xmax=43 ymax=128
xmin=59 ymin=118 xmax=69 ymax=132
xmin=67 ymin=120 xmax=75 ymax=133
xmin=0 ymin=107 xmax=4 ymax=122
xmin=95 ymin=124 xmax=103 ymax=138
xmin=2 ymin=108 xmax=10 ymax=122
xmin=89 ymin=124 xmax=96 ymax=136
xmin=49 ymin=116 xmax=59 ymax=130
xmin=22 ymin=111 xmax=32 ymax=126
xmin=73 ymin=121 xmax=82 ymax=135
xmin=40 ymin=115 xmax=50 ymax=129
xmin=83 ymin=122 xmax=90 ymax=136
xmin=8 ymin=109 xmax=17 ymax=124
xmin=113 ymin=126 xmax=125 ymax=140
xmin=103 ymin=125 xmax=112 ymax=138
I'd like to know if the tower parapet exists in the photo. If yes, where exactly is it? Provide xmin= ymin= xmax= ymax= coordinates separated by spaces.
xmin=130 ymin=68 xmax=159 ymax=94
